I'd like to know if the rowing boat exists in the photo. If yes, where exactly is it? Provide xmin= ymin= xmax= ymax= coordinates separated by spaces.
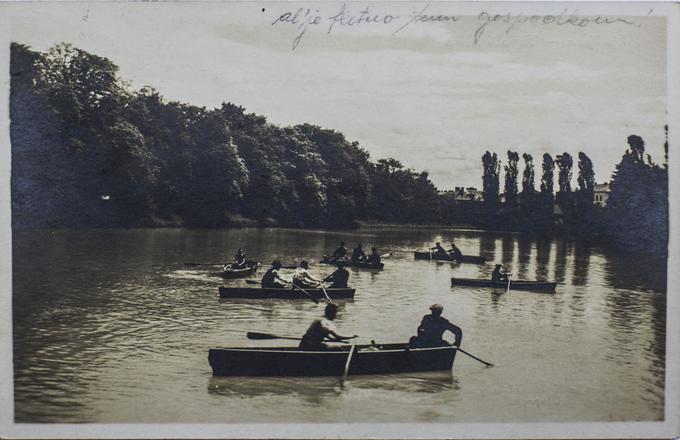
xmin=414 ymin=251 xmax=486 ymax=264
xmin=218 ymin=286 xmax=355 ymax=300
xmin=208 ymin=343 xmax=458 ymax=376
xmin=219 ymin=263 xmax=259 ymax=279
xmin=451 ymin=277 xmax=557 ymax=293
xmin=319 ymin=256 xmax=384 ymax=270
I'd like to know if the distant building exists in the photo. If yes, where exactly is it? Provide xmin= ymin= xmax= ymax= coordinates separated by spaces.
xmin=594 ymin=182 xmax=611 ymax=207
xmin=447 ymin=186 xmax=483 ymax=201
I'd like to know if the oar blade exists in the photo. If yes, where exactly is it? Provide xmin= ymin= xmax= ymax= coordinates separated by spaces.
xmin=246 ymin=332 xmax=278 ymax=340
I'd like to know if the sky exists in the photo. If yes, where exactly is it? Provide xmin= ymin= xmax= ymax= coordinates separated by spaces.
xmin=6 ymin=2 xmax=668 ymax=189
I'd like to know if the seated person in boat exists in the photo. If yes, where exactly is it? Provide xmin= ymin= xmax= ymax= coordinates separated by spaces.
xmin=351 ymin=243 xmax=366 ymax=262
xmin=409 ymin=304 xmax=462 ymax=348
xmin=491 ymin=264 xmax=509 ymax=282
xmin=231 ymin=248 xmax=247 ymax=269
xmin=261 ymin=260 xmax=288 ymax=288
xmin=323 ymin=261 xmax=350 ymax=288
xmin=293 ymin=261 xmax=323 ymax=289
xmin=431 ymin=242 xmax=448 ymax=258
xmin=331 ymin=241 xmax=349 ymax=260
xmin=448 ymin=242 xmax=463 ymax=259
xmin=299 ymin=303 xmax=358 ymax=350
xmin=367 ymin=247 xmax=381 ymax=264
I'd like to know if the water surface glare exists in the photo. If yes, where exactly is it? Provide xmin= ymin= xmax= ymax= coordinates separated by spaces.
xmin=12 ymin=228 xmax=666 ymax=422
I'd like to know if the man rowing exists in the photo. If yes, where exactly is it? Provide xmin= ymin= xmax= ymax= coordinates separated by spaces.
xmin=292 ymin=260 xmax=323 ymax=289
xmin=409 ymin=304 xmax=463 ymax=348
xmin=323 ymin=261 xmax=350 ymax=288
xmin=232 ymin=248 xmax=247 ymax=269
xmin=491 ymin=264 xmax=510 ymax=282
xmin=431 ymin=242 xmax=448 ymax=259
xmin=449 ymin=242 xmax=463 ymax=259
xmin=299 ymin=303 xmax=358 ymax=350
xmin=331 ymin=241 xmax=349 ymax=260
xmin=261 ymin=260 xmax=289 ymax=288
xmin=367 ymin=247 xmax=381 ymax=265
xmin=351 ymin=243 xmax=366 ymax=262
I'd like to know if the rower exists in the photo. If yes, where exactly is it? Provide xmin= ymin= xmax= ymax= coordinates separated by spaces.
xmin=367 ymin=247 xmax=381 ymax=264
xmin=449 ymin=242 xmax=463 ymax=259
xmin=332 ymin=241 xmax=349 ymax=260
xmin=491 ymin=264 xmax=509 ymax=282
xmin=261 ymin=260 xmax=288 ymax=288
xmin=293 ymin=260 xmax=323 ymax=289
xmin=324 ymin=261 xmax=350 ymax=288
xmin=299 ymin=303 xmax=358 ymax=350
xmin=232 ymin=248 xmax=247 ymax=269
xmin=431 ymin=242 xmax=448 ymax=258
xmin=409 ymin=304 xmax=462 ymax=348
xmin=351 ymin=243 xmax=366 ymax=262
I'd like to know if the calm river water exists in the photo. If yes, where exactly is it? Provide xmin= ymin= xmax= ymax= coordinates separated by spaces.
xmin=12 ymin=227 xmax=666 ymax=423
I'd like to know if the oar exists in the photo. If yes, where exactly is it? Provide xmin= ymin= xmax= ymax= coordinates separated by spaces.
xmin=244 ymin=279 xmax=319 ymax=304
xmin=341 ymin=340 xmax=357 ymax=384
xmin=506 ymin=277 xmax=511 ymax=294
xmin=247 ymin=332 xmax=349 ymax=343
xmin=184 ymin=262 xmax=224 ymax=267
xmin=318 ymin=282 xmax=334 ymax=304
xmin=455 ymin=346 xmax=494 ymax=367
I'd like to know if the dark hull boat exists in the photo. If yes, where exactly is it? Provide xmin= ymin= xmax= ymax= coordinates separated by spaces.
xmin=320 ymin=256 xmax=384 ymax=270
xmin=414 ymin=251 xmax=486 ymax=264
xmin=451 ymin=277 xmax=557 ymax=293
xmin=218 ymin=286 xmax=355 ymax=300
xmin=219 ymin=263 xmax=259 ymax=279
xmin=208 ymin=343 xmax=458 ymax=376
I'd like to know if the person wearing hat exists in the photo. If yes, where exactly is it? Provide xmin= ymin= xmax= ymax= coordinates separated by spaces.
xmin=232 ymin=248 xmax=248 ymax=269
xmin=448 ymin=241 xmax=463 ymax=259
xmin=292 ymin=260 xmax=323 ymax=289
xmin=430 ymin=242 xmax=448 ymax=259
xmin=351 ymin=243 xmax=366 ymax=262
xmin=367 ymin=247 xmax=381 ymax=265
xmin=331 ymin=241 xmax=349 ymax=261
xmin=409 ymin=304 xmax=463 ymax=348
xmin=299 ymin=303 xmax=358 ymax=350
xmin=491 ymin=264 xmax=509 ymax=282
xmin=261 ymin=260 xmax=289 ymax=288
xmin=323 ymin=261 xmax=350 ymax=288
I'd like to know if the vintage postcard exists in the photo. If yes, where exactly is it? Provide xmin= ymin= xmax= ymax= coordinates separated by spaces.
xmin=0 ymin=1 xmax=678 ymax=438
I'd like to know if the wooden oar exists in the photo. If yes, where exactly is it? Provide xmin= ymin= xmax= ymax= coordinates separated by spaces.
xmin=342 ymin=340 xmax=357 ymax=381
xmin=506 ymin=277 xmax=511 ymax=294
xmin=318 ymin=283 xmax=334 ymax=304
xmin=243 ymin=279 xmax=319 ymax=303
xmin=247 ymin=332 xmax=349 ymax=343
xmin=184 ymin=262 xmax=224 ymax=267
xmin=455 ymin=346 xmax=494 ymax=367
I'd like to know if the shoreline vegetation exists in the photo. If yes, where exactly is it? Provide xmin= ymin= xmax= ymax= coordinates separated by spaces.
xmin=10 ymin=42 xmax=668 ymax=256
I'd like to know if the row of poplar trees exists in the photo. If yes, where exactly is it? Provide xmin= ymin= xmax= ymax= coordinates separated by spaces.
xmin=479 ymin=132 xmax=668 ymax=254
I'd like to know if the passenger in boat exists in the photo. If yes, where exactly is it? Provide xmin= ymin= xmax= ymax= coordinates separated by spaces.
xmin=261 ymin=261 xmax=288 ymax=288
xmin=367 ymin=247 xmax=381 ymax=264
xmin=351 ymin=243 xmax=366 ymax=262
xmin=293 ymin=260 xmax=323 ymax=289
xmin=332 ymin=241 xmax=349 ymax=260
xmin=448 ymin=242 xmax=463 ymax=259
xmin=232 ymin=248 xmax=247 ymax=269
xmin=491 ymin=264 xmax=509 ymax=282
xmin=431 ymin=242 xmax=448 ymax=259
xmin=409 ymin=304 xmax=463 ymax=348
xmin=324 ymin=261 xmax=350 ymax=288
xmin=299 ymin=303 xmax=358 ymax=350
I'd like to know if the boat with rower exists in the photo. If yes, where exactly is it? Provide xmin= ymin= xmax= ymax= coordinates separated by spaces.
xmin=414 ymin=251 xmax=486 ymax=264
xmin=319 ymin=256 xmax=384 ymax=270
xmin=218 ymin=262 xmax=260 ymax=279
xmin=218 ymin=286 xmax=355 ymax=300
xmin=451 ymin=277 xmax=557 ymax=293
xmin=208 ymin=342 xmax=458 ymax=376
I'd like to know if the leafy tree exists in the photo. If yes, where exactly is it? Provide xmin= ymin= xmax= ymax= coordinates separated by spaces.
xmin=504 ymin=150 xmax=519 ymax=207
xmin=577 ymin=152 xmax=595 ymax=200
xmin=482 ymin=151 xmax=500 ymax=206
xmin=555 ymin=153 xmax=573 ymax=194
xmin=540 ymin=153 xmax=555 ymax=195
xmin=521 ymin=153 xmax=535 ymax=195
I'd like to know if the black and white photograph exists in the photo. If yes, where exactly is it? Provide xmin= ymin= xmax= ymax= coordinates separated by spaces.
xmin=1 ymin=1 xmax=679 ymax=438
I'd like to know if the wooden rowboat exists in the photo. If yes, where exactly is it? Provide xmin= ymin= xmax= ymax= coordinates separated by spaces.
xmin=219 ymin=263 xmax=259 ymax=279
xmin=414 ymin=251 xmax=486 ymax=264
xmin=319 ymin=256 xmax=384 ymax=270
xmin=218 ymin=286 xmax=355 ymax=300
xmin=451 ymin=277 xmax=557 ymax=293
xmin=208 ymin=343 xmax=458 ymax=376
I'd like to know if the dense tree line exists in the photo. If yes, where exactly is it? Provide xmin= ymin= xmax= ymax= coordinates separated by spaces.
xmin=10 ymin=42 xmax=439 ymax=228
xmin=475 ymin=136 xmax=668 ymax=254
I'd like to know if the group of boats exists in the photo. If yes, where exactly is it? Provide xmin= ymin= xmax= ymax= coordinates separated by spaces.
xmin=204 ymin=242 xmax=556 ymax=378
